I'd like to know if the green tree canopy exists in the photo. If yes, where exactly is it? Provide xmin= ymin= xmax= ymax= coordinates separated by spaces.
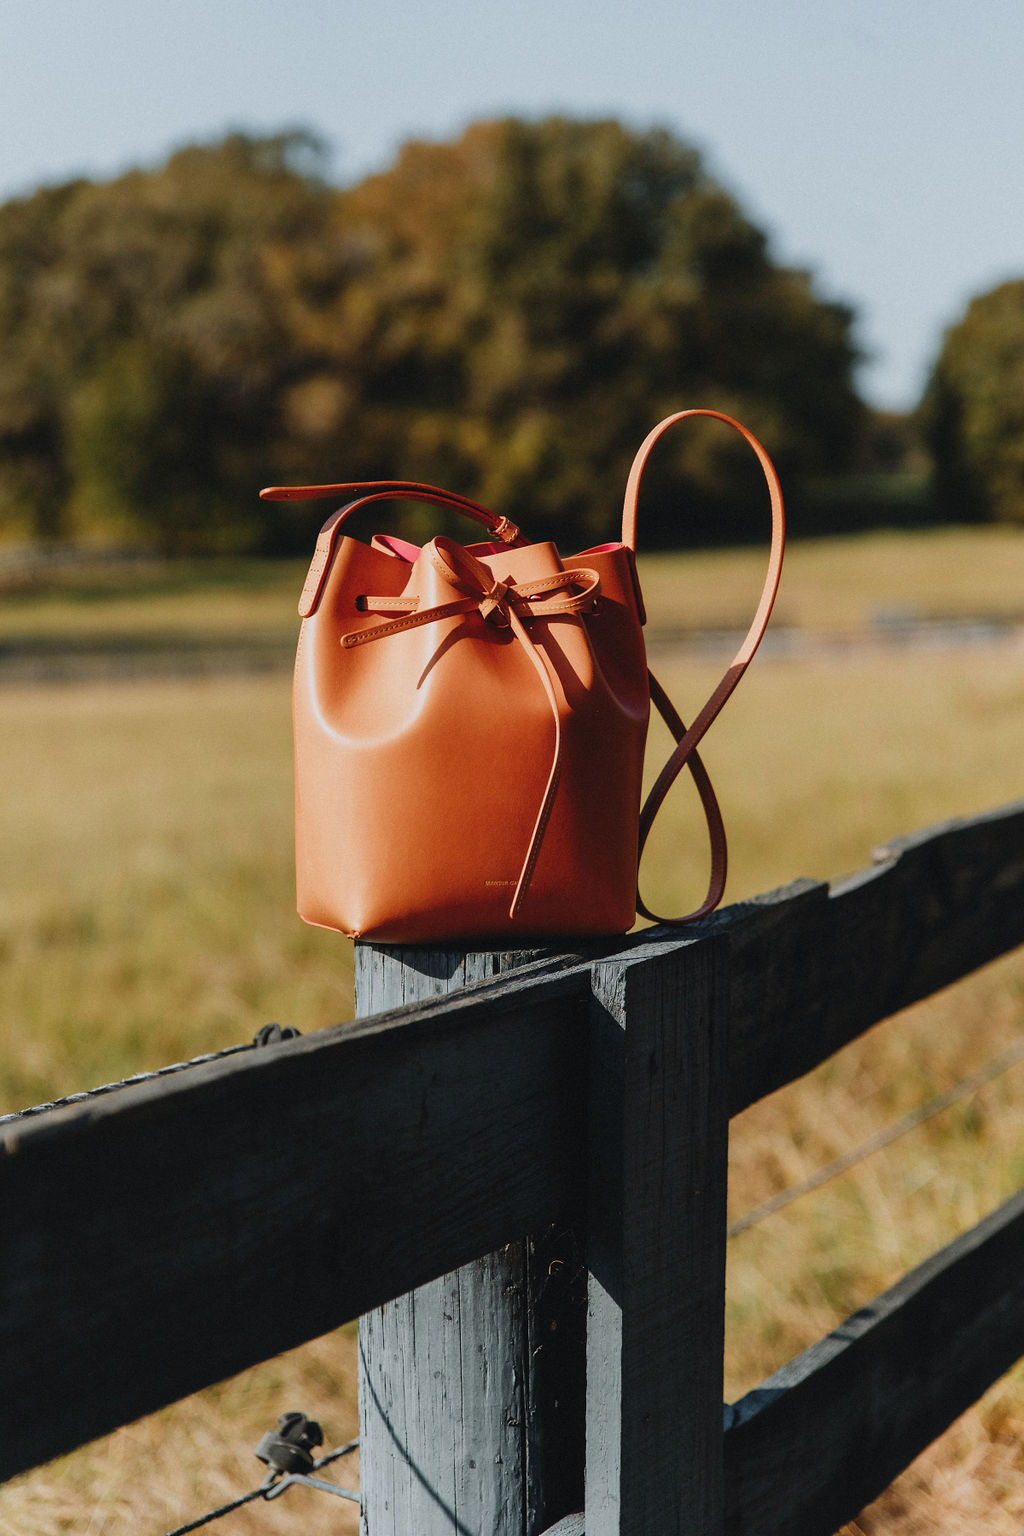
xmin=0 ymin=118 xmax=866 ymax=552
xmin=0 ymin=131 xmax=332 ymax=550
xmin=921 ymin=279 xmax=1024 ymax=525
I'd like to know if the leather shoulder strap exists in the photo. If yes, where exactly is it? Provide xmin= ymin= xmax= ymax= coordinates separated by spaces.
xmin=628 ymin=411 xmax=785 ymax=926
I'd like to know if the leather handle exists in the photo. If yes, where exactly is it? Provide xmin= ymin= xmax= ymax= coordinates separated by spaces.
xmin=291 ymin=486 xmax=528 ymax=618
xmin=631 ymin=410 xmax=785 ymax=926
xmin=262 ymin=478 xmax=525 ymax=546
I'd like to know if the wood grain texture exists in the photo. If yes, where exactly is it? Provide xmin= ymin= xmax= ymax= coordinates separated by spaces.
xmin=722 ymin=1186 xmax=1024 ymax=1536
xmin=0 ymin=965 xmax=589 ymax=1484
xmin=356 ymin=944 xmax=586 ymax=1536
xmin=586 ymin=938 xmax=729 ymax=1536
xmin=358 ymin=1249 xmax=532 ymax=1536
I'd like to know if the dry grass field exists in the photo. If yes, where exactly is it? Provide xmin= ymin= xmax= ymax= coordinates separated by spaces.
xmin=0 ymin=525 xmax=1022 ymax=1533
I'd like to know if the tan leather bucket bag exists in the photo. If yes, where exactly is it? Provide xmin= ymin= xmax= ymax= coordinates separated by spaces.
xmin=261 ymin=410 xmax=784 ymax=943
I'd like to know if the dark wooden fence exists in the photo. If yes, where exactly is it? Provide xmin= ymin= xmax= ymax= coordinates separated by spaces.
xmin=2 ymin=800 xmax=1023 ymax=1534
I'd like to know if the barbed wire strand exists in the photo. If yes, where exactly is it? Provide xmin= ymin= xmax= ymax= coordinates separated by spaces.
xmin=0 ymin=1044 xmax=253 ymax=1128
xmin=163 ymin=1439 xmax=359 ymax=1536
xmin=728 ymin=1034 xmax=1024 ymax=1238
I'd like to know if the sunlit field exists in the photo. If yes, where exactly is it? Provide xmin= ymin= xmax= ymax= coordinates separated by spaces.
xmin=1 ymin=526 xmax=1022 ymax=1533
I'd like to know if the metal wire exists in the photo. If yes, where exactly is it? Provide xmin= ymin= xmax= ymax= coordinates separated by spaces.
xmin=0 ymin=1044 xmax=253 ymax=1128
xmin=163 ymin=1479 xmax=273 ymax=1535
xmin=728 ymin=1035 xmax=1024 ymax=1238
xmin=163 ymin=1439 xmax=359 ymax=1535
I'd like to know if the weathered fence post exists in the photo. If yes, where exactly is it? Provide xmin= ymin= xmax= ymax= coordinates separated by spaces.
xmin=355 ymin=944 xmax=587 ymax=1536
xmin=585 ymin=936 xmax=730 ymax=1536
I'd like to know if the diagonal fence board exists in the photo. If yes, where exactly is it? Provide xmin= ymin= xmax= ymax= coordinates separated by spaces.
xmin=0 ymin=968 xmax=590 ymax=1483
xmin=722 ymin=1185 xmax=1024 ymax=1536
xmin=710 ymin=799 xmax=1024 ymax=1115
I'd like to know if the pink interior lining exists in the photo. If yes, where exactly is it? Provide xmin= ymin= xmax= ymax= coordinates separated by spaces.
xmin=371 ymin=534 xmax=421 ymax=562
xmin=370 ymin=533 xmax=627 ymax=562
xmin=371 ymin=534 xmax=515 ymax=561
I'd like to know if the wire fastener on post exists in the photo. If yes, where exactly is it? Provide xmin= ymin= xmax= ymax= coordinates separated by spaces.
xmin=163 ymin=1418 xmax=359 ymax=1535
xmin=256 ymin=1412 xmax=360 ymax=1502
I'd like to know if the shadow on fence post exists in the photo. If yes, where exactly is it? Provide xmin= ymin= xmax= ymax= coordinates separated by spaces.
xmin=354 ymin=944 xmax=587 ymax=1536
xmin=585 ymin=936 xmax=730 ymax=1536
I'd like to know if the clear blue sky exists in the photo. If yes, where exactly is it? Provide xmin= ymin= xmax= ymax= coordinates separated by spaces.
xmin=4 ymin=0 xmax=1023 ymax=411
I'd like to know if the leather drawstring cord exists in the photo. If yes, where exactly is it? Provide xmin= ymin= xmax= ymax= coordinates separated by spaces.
xmin=340 ymin=535 xmax=601 ymax=920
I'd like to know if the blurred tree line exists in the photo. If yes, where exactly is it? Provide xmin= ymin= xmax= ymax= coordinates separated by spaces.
xmin=2 ymin=116 xmax=1009 ymax=555
xmin=922 ymin=280 xmax=1024 ymax=528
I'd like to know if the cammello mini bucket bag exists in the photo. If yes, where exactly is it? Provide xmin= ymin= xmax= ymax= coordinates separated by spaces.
xmin=261 ymin=409 xmax=784 ymax=943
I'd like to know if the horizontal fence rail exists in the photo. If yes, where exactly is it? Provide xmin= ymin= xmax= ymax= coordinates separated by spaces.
xmin=0 ymin=965 xmax=592 ymax=1480
xmin=1 ymin=799 xmax=1023 ymax=1524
